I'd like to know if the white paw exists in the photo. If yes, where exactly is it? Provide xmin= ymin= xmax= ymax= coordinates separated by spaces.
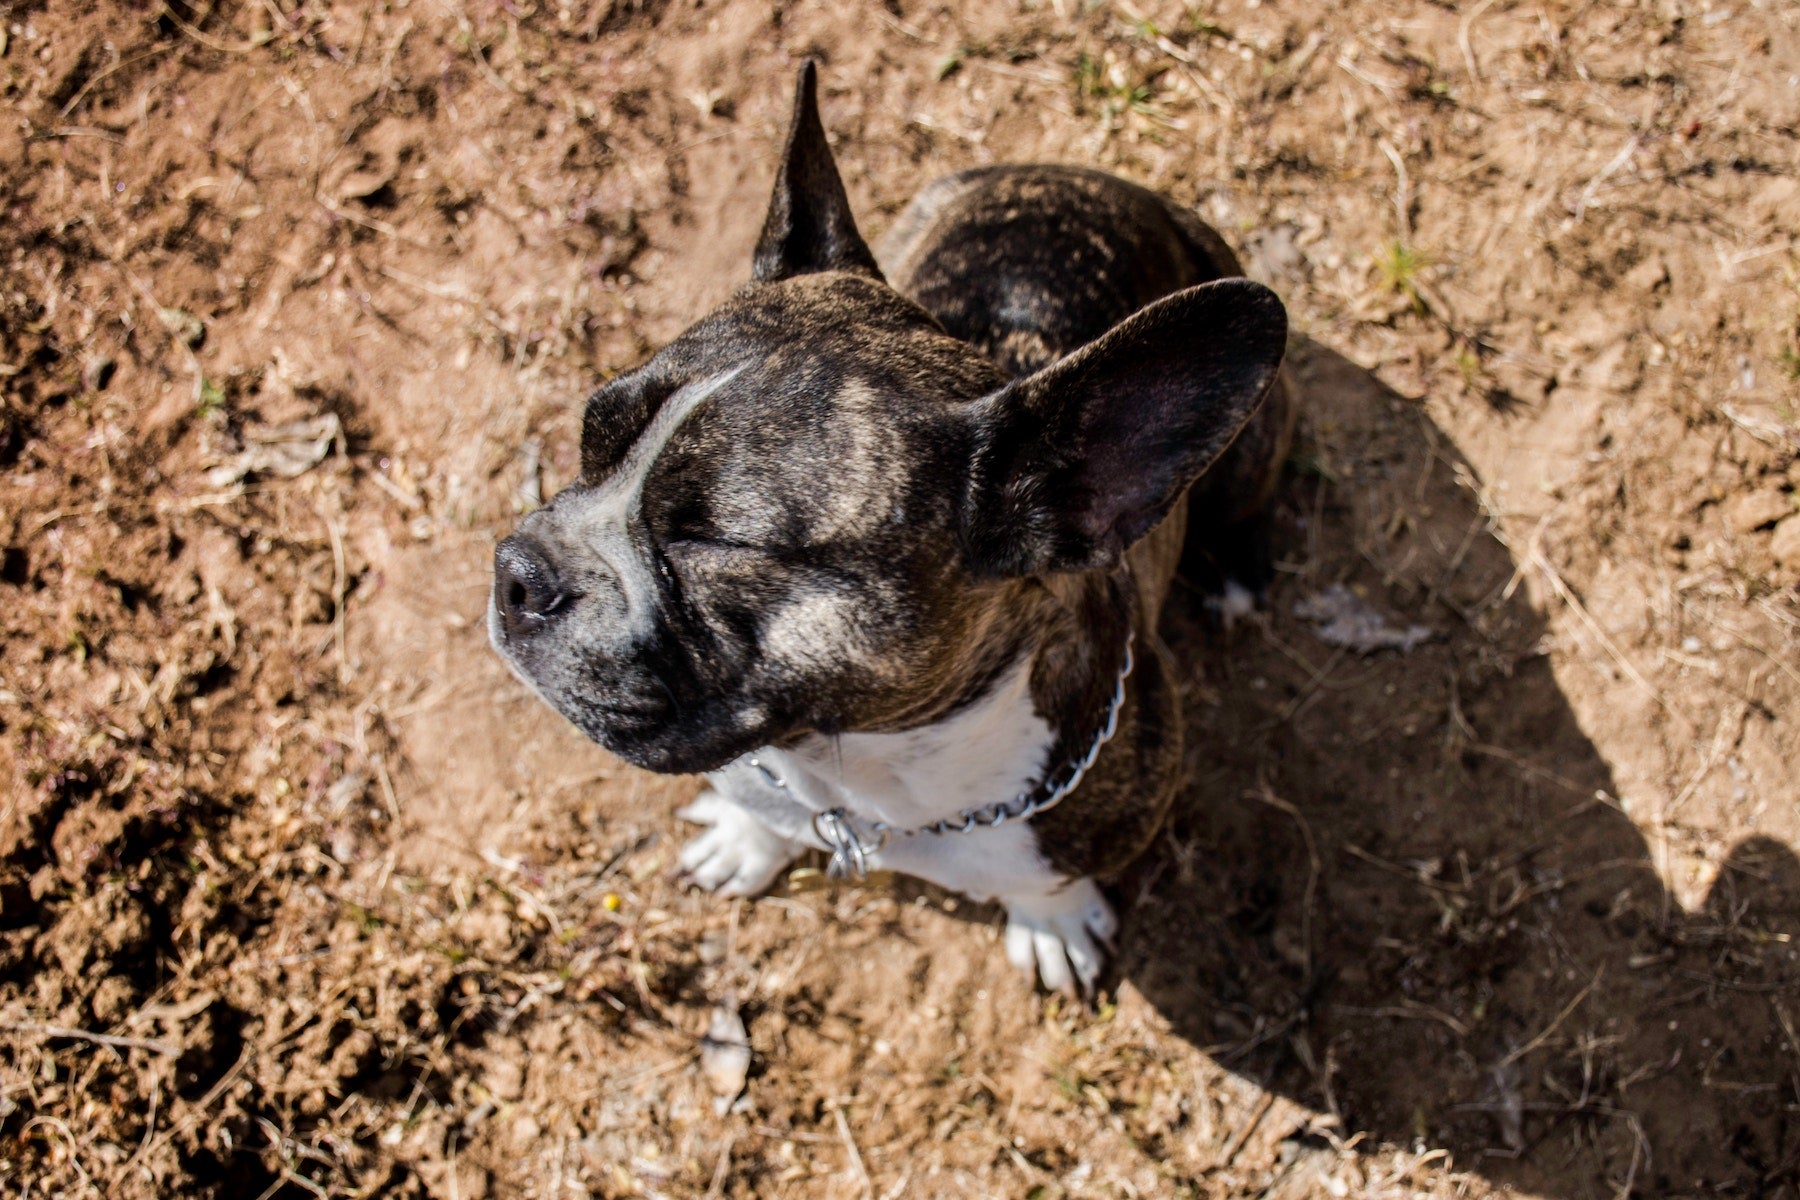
xmin=1002 ymin=878 xmax=1118 ymax=995
xmin=675 ymin=790 xmax=802 ymax=897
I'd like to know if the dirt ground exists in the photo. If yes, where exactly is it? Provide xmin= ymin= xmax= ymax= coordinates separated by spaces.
xmin=4 ymin=0 xmax=1800 ymax=1196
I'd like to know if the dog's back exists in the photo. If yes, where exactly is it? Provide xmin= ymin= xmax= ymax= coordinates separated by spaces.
xmin=879 ymin=165 xmax=1295 ymax=596
xmin=879 ymin=166 xmax=1239 ymax=375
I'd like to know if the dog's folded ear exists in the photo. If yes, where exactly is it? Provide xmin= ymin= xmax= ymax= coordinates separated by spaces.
xmin=752 ymin=60 xmax=883 ymax=283
xmin=959 ymin=279 xmax=1288 ymax=578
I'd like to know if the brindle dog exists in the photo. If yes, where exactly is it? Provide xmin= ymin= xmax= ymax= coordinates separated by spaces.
xmin=490 ymin=62 xmax=1293 ymax=992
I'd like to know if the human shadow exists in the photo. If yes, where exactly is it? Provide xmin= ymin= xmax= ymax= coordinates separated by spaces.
xmin=1128 ymin=338 xmax=1800 ymax=1197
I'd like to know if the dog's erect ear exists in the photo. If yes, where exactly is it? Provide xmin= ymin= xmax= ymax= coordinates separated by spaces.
xmin=959 ymin=279 xmax=1288 ymax=578
xmin=751 ymin=60 xmax=882 ymax=283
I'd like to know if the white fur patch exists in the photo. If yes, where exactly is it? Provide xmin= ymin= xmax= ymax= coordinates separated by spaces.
xmin=793 ymin=653 xmax=1049 ymax=828
xmin=558 ymin=366 xmax=743 ymax=635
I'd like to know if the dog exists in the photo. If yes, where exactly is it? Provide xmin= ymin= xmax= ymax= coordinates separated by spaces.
xmin=489 ymin=62 xmax=1293 ymax=993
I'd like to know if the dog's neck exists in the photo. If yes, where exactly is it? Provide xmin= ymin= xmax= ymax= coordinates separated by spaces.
xmin=783 ymin=570 xmax=1134 ymax=831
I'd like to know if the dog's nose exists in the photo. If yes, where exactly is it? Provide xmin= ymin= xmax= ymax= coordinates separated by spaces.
xmin=494 ymin=535 xmax=572 ymax=636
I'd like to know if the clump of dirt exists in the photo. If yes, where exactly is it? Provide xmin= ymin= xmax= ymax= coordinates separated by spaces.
xmin=2 ymin=0 xmax=1797 ymax=1197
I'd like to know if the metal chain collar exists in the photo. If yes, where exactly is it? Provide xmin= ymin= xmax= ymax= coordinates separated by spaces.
xmin=745 ymin=628 xmax=1136 ymax=881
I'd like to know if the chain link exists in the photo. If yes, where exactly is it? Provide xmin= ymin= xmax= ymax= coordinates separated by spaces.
xmin=745 ymin=628 xmax=1135 ymax=881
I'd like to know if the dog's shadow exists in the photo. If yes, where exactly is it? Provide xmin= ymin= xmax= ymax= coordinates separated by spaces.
xmin=1133 ymin=338 xmax=1800 ymax=1195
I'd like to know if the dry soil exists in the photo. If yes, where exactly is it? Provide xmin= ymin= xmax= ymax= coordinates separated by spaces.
xmin=3 ymin=0 xmax=1800 ymax=1197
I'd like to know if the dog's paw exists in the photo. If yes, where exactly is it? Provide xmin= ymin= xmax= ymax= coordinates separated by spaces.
xmin=1204 ymin=578 xmax=1261 ymax=631
xmin=1002 ymin=878 xmax=1118 ymax=995
xmin=676 ymin=790 xmax=802 ymax=896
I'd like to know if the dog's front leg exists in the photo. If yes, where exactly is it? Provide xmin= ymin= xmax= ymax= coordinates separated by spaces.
xmin=676 ymin=769 xmax=810 ymax=896
xmin=877 ymin=829 xmax=1117 ymax=994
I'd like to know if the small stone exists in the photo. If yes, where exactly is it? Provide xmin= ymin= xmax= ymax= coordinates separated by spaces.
xmin=157 ymin=306 xmax=205 ymax=348
xmin=83 ymin=354 xmax=115 ymax=392
xmin=700 ymin=1001 xmax=751 ymax=1113
xmin=334 ymin=167 xmax=394 ymax=202
xmin=1770 ymin=515 xmax=1800 ymax=566
xmin=509 ymin=1114 xmax=541 ymax=1149
xmin=1623 ymin=254 xmax=1668 ymax=292
xmin=1730 ymin=488 xmax=1795 ymax=534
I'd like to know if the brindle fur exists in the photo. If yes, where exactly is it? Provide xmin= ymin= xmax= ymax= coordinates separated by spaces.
xmin=490 ymin=61 xmax=1292 ymax=975
xmin=879 ymin=166 xmax=1297 ymax=878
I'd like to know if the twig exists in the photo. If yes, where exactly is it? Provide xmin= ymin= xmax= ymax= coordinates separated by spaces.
xmin=1248 ymin=783 xmax=1319 ymax=977
xmin=704 ymin=1133 xmax=736 ymax=1199
xmin=1344 ymin=843 xmax=1461 ymax=893
xmin=24 ymin=487 xmax=250 ymax=539
xmin=872 ymin=8 xmax=929 ymax=41
xmin=1770 ymin=996 xmax=1800 ymax=1103
xmin=1525 ymin=533 xmax=1675 ymax=720
xmin=1336 ymin=52 xmax=1402 ymax=96
xmin=752 ymin=1125 xmax=837 ymax=1145
xmin=1497 ymin=967 xmax=1603 ymax=1068
xmin=833 ymin=1104 xmax=872 ymax=1200
xmin=1665 ymin=705 xmax=1738 ymax=820
xmin=1458 ymin=0 xmax=1502 ymax=82
xmin=373 ymin=752 xmax=402 ymax=823
xmin=1111 ymin=0 xmax=1239 ymax=114
xmin=19 ymin=1117 xmax=95 ymax=1190
xmin=1720 ymin=403 xmax=1799 ymax=450
xmin=1272 ymin=642 xmax=1351 ymax=726
xmin=316 ymin=194 xmax=431 ymax=247
xmin=135 ymin=1068 xmax=161 ymax=1164
xmin=144 ymin=1043 xmax=253 ymax=1156
xmin=1569 ymin=135 xmax=1640 ymax=224
xmin=278 ymin=1168 xmax=330 ymax=1199
xmin=1336 ymin=1001 xmax=1471 ymax=1037
xmin=59 ymin=43 xmax=177 ymax=118
xmin=313 ymin=492 xmax=350 ymax=682
xmin=1 ymin=1021 xmax=178 ymax=1056
xmin=572 ymin=1052 xmax=694 ymax=1100
xmin=1378 ymin=138 xmax=1412 ymax=237
xmin=156 ymin=1 xmax=274 ymax=53
xmin=1466 ymin=741 xmax=1595 ymax=796
xmin=1702 ymin=615 xmax=1800 ymax=691
xmin=36 ymin=126 xmax=125 ymax=142
xmin=368 ymin=467 xmax=423 ymax=510
xmin=1220 ymin=1089 xmax=1275 ymax=1166
xmin=378 ymin=265 xmax=513 ymax=333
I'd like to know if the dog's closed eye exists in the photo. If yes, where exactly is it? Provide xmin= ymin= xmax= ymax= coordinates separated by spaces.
xmin=665 ymin=535 xmax=766 ymax=559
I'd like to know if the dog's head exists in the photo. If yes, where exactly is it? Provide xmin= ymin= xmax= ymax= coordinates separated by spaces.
xmin=490 ymin=62 xmax=1288 ymax=773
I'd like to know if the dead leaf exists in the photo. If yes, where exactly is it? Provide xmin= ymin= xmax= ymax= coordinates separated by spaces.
xmin=1294 ymin=584 xmax=1433 ymax=654
xmin=207 ymin=413 xmax=342 ymax=487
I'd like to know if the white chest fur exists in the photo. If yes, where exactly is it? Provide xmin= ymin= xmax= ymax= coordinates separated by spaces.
xmin=786 ymin=652 xmax=1054 ymax=831
xmin=703 ymin=653 xmax=1068 ymax=899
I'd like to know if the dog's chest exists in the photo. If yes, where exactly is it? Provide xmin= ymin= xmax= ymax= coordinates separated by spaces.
xmin=791 ymin=654 xmax=1053 ymax=830
xmin=713 ymin=655 xmax=1069 ymax=896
